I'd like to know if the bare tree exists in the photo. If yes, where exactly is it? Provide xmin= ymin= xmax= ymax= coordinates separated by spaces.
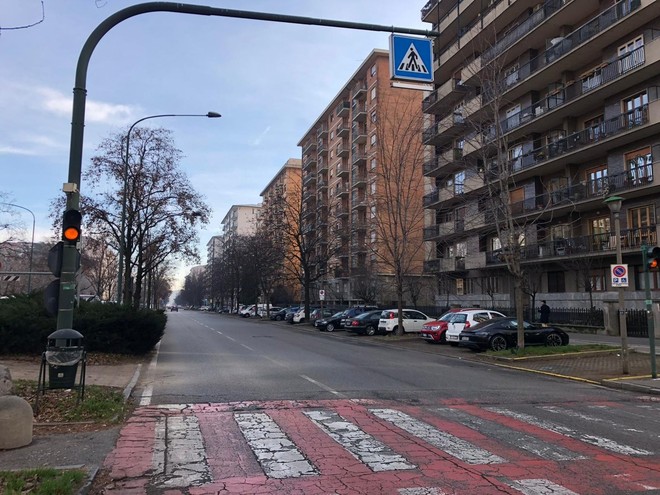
xmin=82 ymin=126 xmax=210 ymax=308
xmin=370 ymin=94 xmax=427 ymax=335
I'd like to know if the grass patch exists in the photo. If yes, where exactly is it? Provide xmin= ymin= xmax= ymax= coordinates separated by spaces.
xmin=487 ymin=344 xmax=618 ymax=358
xmin=0 ymin=467 xmax=86 ymax=495
xmin=13 ymin=380 xmax=128 ymax=424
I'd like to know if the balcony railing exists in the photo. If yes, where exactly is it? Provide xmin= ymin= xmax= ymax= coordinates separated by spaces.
xmin=486 ymin=225 xmax=657 ymax=265
xmin=484 ymin=0 xmax=641 ymax=99
xmin=500 ymin=105 xmax=649 ymax=173
xmin=336 ymin=101 xmax=350 ymax=117
xmin=498 ymin=46 xmax=647 ymax=135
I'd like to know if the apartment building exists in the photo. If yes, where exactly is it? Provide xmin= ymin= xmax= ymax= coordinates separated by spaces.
xmin=220 ymin=204 xmax=261 ymax=241
xmin=420 ymin=0 xmax=660 ymax=309
xmin=259 ymin=158 xmax=303 ymax=301
xmin=298 ymin=49 xmax=431 ymax=306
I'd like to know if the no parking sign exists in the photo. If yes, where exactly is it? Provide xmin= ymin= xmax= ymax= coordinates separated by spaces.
xmin=611 ymin=264 xmax=628 ymax=287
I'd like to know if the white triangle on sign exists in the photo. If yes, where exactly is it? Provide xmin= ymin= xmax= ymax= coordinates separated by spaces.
xmin=397 ymin=43 xmax=429 ymax=74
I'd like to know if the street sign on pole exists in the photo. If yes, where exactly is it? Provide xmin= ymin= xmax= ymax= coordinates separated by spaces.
xmin=319 ymin=290 xmax=325 ymax=301
xmin=611 ymin=264 xmax=629 ymax=287
xmin=389 ymin=34 xmax=433 ymax=84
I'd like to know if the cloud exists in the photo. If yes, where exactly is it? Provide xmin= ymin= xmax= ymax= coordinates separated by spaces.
xmin=0 ymin=145 xmax=38 ymax=156
xmin=37 ymin=87 xmax=136 ymax=124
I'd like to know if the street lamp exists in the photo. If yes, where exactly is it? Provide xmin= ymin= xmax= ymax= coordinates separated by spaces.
xmin=117 ymin=112 xmax=221 ymax=304
xmin=1 ymin=202 xmax=36 ymax=293
xmin=604 ymin=195 xmax=629 ymax=375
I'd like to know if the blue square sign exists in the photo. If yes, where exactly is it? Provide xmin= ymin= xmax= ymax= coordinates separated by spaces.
xmin=390 ymin=34 xmax=434 ymax=83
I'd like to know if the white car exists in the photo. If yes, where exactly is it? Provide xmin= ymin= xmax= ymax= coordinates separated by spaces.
xmin=378 ymin=309 xmax=432 ymax=334
xmin=444 ymin=309 xmax=505 ymax=345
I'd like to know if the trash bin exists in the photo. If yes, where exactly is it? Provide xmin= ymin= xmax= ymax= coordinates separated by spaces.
xmin=45 ymin=329 xmax=84 ymax=389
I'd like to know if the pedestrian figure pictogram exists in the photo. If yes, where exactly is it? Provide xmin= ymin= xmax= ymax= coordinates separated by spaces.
xmin=398 ymin=43 xmax=429 ymax=74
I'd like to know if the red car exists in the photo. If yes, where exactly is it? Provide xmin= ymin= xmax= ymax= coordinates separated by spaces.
xmin=420 ymin=308 xmax=480 ymax=344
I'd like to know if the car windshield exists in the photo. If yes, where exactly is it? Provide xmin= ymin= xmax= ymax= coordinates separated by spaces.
xmin=439 ymin=312 xmax=456 ymax=321
xmin=332 ymin=311 xmax=345 ymax=318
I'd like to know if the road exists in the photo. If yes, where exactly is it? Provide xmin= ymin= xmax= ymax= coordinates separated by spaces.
xmin=103 ymin=310 xmax=660 ymax=494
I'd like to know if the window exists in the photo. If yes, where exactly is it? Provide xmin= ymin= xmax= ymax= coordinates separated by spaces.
xmin=622 ymin=91 xmax=648 ymax=126
xmin=330 ymin=131 xmax=335 ymax=140
xmin=370 ymin=134 xmax=377 ymax=147
xmin=581 ymin=65 xmax=603 ymax=92
xmin=547 ymin=271 xmax=565 ymax=292
xmin=504 ymin=63 xmax=519 ymax=87
xmin=509 ymin=144 xmax=523 ymax=171
xmin=505 ymin=104 xmax=521 ymax=130
xmin=370 ymin=181 xmax=376 ymax=195
xmin=456 ymin=278 xmax=464 ymax=296
xmin=371 ymin=111 xmax=377 ymax=123
xmin=586 ymin=164 xmax=607 ymax=197
xmin=370 ymin=230 xmax=376 ymax=243
xmin=370 ymin=158 xmax=377 ymax=170
xmin=584 ymin=115 xmax=604 ymax=143
xmin=370 ymin=64 xmax=377 ymax=77
xmin=625 ymin=147 xmax=653 ymax=185
xmin=628 ymin=205 xmax=656 ymax=247
xmin=454 ymin=170 xmax=465 ymax=195
xmin=618 ymin=35 xmax=644 ymax=73
xmin=588 ymin=271 xmax=606 ymax=292
xmin=635 ymin=265 xmax=660 ymax=290
xmin=590 ymin=216 xmax=610 ymax=250
xmin=370 ymin=205 xmax=376 ymax=218
xmin=371 ymin=87 xmax=377 ymax=100
xmin=546 ymin=83 xmax=564 ymax=109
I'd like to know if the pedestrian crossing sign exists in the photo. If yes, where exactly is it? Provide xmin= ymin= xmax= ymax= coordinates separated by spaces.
xmin=390 ymin=34 xmax=433 ymax=83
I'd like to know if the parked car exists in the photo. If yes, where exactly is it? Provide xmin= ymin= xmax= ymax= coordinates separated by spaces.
xmin=340 ymin=306 xmax=379 ymax=328
xmin=315 ymin=311 xmax=347 ymax=332
xmin=292 ymin=307 xmax=321 ymax=324
xmin=344 ymin=310 xmax=382 ymax=335
xmin=271 ymin=307 xmax=291 ymax=321
xmin=310 ymin=307 xmax=339 ymax=322
xmin=257 ymin=306 xmax=281 ymax=318
xmin=169 ymin=305 xmax=178 ymax=312
xmin=444 ymin=309 xmax=506 ymax=345
xmin=378 ymin=309 xmax=433 ymax=334
xmin=420 ymin=308 xmax=481 ymax=344
xmin=199 ymin=305 xmax=210 ymax=311
xmin=284 ymin=307 xmax=301 ymax=323
xmin=458 ymin=317 xmax=570 ymax=351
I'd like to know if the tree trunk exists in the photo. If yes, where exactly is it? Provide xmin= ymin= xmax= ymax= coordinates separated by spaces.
xmin=515 ymin=279 xmax=525 ymax=350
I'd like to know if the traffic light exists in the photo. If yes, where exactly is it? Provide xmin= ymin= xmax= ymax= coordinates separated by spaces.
xmin=62 ymin=209 xmax=82 ymax=244
xmin=647 ymin=246 xmax=660 ymax=270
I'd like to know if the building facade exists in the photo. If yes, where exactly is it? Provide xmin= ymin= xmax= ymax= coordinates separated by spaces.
xmin=220 ymin=204 xmax=261 ymax=241
xmin=420 ymin=0 xmax=660 ymax=309
xmin=298 ymin=49 xmax=432 ymax=306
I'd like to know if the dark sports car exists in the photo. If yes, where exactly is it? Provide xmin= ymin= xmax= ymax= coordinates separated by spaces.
xmin=458 ymin=317 xmax=569 ymax=351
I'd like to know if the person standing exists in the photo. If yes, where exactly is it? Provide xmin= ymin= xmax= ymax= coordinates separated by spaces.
xmin=539 ymin=300 xmax=550 ymax=326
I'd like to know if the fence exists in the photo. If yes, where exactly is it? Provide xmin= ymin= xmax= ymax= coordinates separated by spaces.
xmin=625 ymin=309 xmax=649 ymax=338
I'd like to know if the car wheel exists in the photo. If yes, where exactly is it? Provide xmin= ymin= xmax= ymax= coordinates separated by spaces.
xmin=439 ymin=332 xmax=447 ymax=344
xmin=545 ymin=331 xmax=563 ymax=347
xmin=275 ymin=315 xmax=282 ymax=321
xmin=489 ymin=334 xmax=508 ymax=351
xmin=327 ymin=323 xmax=335 ymax=332
xmin=365 ymin=326 xmax=376 ymax=336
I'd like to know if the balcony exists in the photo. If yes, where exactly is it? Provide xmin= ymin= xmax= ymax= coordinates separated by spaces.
xmin=352 ymin=102 xmax=367 ymax=121
xmin=317 ymin=157 xmax=328 ymax=173
xmin=351 ymin=195 xmax=367 ymax=210
xmin=423 ymin=221 xmax=463 ymax=241
xmin=337 ymin=162 xmax=350 ymax=178
xmin=423 ymin=257 xmax=465 ymax=273
xmin=336 ymin=144 xmax=349 ymax=158
xmin=486 ymin=225 xmax=658 ymax=265
xmin=317 ymin=124 xmax=328 ymax=139
xmin=352 ymin=146 xmax=367 ymax=165
xmin=302 ymin=154 xmax=317 ymax=170
xmin=423 ymin=147 xmax=463 ymax=176
xmin=336 ymin=183 xmax=350 ymax=198
xmin=318 ymin=138 xmax=328 ymax=155
xmin=352 ymin=169 xmax=367 ymax=187
xmin=336 ymin=205 xmax=349 ymax=218
xmin=422 ymin=111 xmax=466 ymax=146
xmin=336 ymin=101 xmax=350 ymax=117
xmin=422 ymin=77 xmax=468 ymax=115
xmin=351 ymin=81 xmax=367 ymax=99
xmin=302 ymin=140 xmax=316 ymax=155
xmin=352 ymin=123 xmax=367 ymax=143
xmin=336 ymin=121 xmax=350 ymax=137
xmin=317 ymin=180 xmax=328 ymax=192
xmin=303 ymin=173 xmax=317 ymax=187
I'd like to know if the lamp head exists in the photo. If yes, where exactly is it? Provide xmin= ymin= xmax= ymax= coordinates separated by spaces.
xmin=206 ymin=112 xmax=222 ymax=118
xmin=604 ymin=195 xmax=624 ymax=214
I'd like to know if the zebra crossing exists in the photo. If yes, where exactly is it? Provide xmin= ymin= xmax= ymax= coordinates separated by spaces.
xmin=105 ymin=398 xmax=660 ymax=494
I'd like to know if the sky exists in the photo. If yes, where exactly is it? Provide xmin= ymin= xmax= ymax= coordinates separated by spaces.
xmin=1 ymin=0 xmax=429 ymax=288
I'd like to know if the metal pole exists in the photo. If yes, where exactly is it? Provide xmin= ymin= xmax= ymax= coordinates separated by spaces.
xmin=117 ymin=112 xmax=220 ymax=304
xmin=642 ymin=245 xmax=658 ymax=378
xmin=1 ymin=202 xmax=36 ymax=293
xmin=614 ymin=210 xmax=630 ymax=374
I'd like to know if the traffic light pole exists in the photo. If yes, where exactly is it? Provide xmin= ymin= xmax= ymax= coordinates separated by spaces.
xmin=642 ymin=245 xmax=657 ymax=378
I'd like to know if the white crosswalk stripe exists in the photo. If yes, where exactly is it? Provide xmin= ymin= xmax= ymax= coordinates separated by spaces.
xmin=542 ymin=406 xmax=649 ymax=434
xmin=488 ymin=407 xmax=653 ymax=456
xmin=234 ymin=412 xmax=318 ymax=479
xmin=370 ymin=408 xmax=506 ymax=465
xmin=432 ymin=407 xmax=584 ymax=461
xmin=507 ymin=478 xmax=580 ymax=495
xmin=304 ymin=410 xmax=416 ymax=472
xmin=153 ymin=415 xmax=211 ymax=487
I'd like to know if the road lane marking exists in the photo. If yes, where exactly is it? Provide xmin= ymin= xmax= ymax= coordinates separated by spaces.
xmin=139 ymin=341 xmax=160 ymax=406
xmin=432 ymin=407 xmax=584 ymax=461
xmin=153 ymin=415 xmax=211 ymax=487
xmin=299 ymin=374 xmax=344 ymax=397
xmin=241 ymin=344 xmax=255 ymax=351
xmin=371 ymin=408 xmax=506 ymax=465
xmin=542 ymin=405 xmax=647 ymax=434
xmin=304 ymin=410 xmax=416 ymax=472
xmin=489 ymin=407 xmax=653 ymax=456
xmin=507 ymin=479 xmax=579 ymax=495
xmin=234 ymin=412 xmax=318 ymax=479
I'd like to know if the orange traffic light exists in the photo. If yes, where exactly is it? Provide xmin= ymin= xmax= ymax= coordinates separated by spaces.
xmin=62 ymin=209 xmax=82 ymax=244
xmin=647 ymin=246 xmax=660 ymax=271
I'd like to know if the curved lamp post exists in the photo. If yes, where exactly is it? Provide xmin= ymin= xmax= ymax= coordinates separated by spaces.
xmin=117 ymin=112 xmax=221 ymax=304
xmin=604 ymin=195 xmax=629 ymax=374
xmin=1 ymin=202 xmax=35 ymax=293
